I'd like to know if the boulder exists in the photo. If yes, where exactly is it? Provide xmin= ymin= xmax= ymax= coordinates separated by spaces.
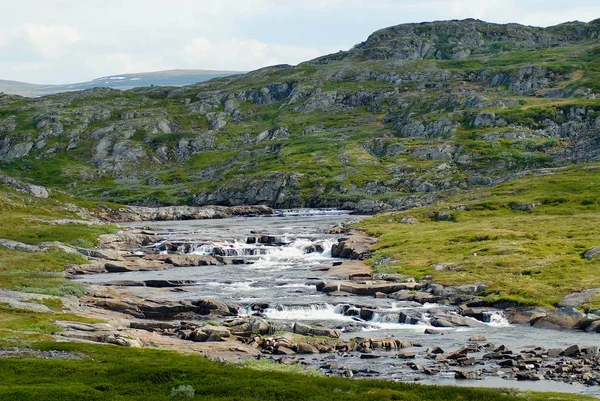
xmin=192 ymin=298 xmax=238 ymax=316
xmin=431 ymin=313 xmax=485 ymax=328
xmin=455 ymin=370 xmax=481 ymax=380
xmin=292 ymin=322 xmax=340 ymax=339
xmin=583 ymin=246 xmax=600 ymax=260
xmin=297 ymin=343 xmax=319 ymax=354
xmin=504 ymin=306 xmax=548 ymax=325
xmin=396 ymin=350 xmax=416 ymax=359
xmin=0 ymin=239 xmax=44 ymax=253
xmin=533 ymin=307 xmax=585 ymax=330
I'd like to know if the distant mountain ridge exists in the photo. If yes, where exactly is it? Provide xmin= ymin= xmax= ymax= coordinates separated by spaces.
xmin=0 ymin=69 xmax=244 ymax=97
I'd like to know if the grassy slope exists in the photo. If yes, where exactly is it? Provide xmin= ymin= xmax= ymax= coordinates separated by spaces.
xmin=359 ymin=163 xmax=600 ymax=307
xmin=0 ymin=186 xmax=117 ymax=296
xmin=0 ymin=342 xmax=594 ymax=401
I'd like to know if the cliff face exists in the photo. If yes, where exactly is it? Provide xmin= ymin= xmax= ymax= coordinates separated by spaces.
xmin=0 ymin=19 xmax=599 ymax=210
xmin=350 ymin=19 xmax=600 ymax=61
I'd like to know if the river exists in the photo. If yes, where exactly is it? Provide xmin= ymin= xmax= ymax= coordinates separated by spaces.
xmin=76 ymin=209 xmax=600 ymax=397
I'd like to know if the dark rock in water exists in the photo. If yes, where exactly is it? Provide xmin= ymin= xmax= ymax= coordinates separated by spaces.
xmin=360 ymin=354 xmax=381 ymax=359
xmin=398 ymin=310 xmax=423 ymax=325
xmin=251 ymin=303 xmax=269 ymax=312
xmin=258 ymin=235 xmax=282 ymax=244
xmin=144 ymin=280 xmax=197 ymax=288
xmin=504 ymin=306 xmax=548 ymax=325
xmin=192 ymin=298 xmax=238 ymax=316
xmin=330 ymin=234 xmax=376 ymax=260
xmin=359 ymin=308 xmax=375 ymax=321
xmin=561 ymin=344 xmax=582 ymax=357
xmin=516 ymin=372 xmax=541 ymax=381
xmin=431 ymin=313 xmax=485 ymax=327
xmin=424 ymin=328 xmax=446 ymax=335
xmin=459 ymin=307 xmax=488 ymax=322
xmin=454 ymin=370 xmax=481 ymax=380
xmin=396 ymin=350 xmax=416 ymax=359
xmin=426 ymin=346 xmax=444 ymax=355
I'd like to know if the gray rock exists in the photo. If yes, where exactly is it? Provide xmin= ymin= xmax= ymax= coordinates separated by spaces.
xmin=293 ymin=322 xmax=340 ymax=338
xmin=0 ymin=239 xmax=45 ymax=253
xmin=583 ymin=246 xmax=600 ymax=260
xmin=297 ymin=343 xmax=319 ymax=354
xmin=533 ymin=307 xmax=585 ymax=330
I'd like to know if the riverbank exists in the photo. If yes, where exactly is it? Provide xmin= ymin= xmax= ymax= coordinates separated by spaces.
xmin=29 ymin=211 xmax=594 ymax=397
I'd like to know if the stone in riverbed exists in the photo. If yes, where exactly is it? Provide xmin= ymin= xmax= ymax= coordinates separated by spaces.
xmin=105 ymin=261 xmax=168 ymax=273
xmin=144 ymin=279 xmax=197 ymax=288
xmin=430 ymin=313 xmax=485 ymax=328
xmin=297 ymin=343 xmax=319 ymax=354
xmin=275 ymin=346 xmax=296 ymax=355
xmin=293 ymin=322 xmax=340 ymax=338
xmin=396 ymin=350 xmax=416 ymax=359
xmin=504 ymin=306 xmax=548 ymax=325
xmin=192 ymin=298 xmax=238 ymax=316
xmin=454 ymin=370 xmax=481 ymax=380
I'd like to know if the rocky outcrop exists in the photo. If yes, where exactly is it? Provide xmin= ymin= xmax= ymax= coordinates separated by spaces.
xmin=0 ymin=174 xmax=50 ymax=198
xmin=105 ymin=204 xmax=275 ymax=222
xmin=351 ymin=19 xmax=599 ymax=62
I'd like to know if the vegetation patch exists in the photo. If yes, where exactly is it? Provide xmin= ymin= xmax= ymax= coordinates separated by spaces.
xmin=0 ymin=342 xmax=594 ymax=401
xmin=359 ymin=163 xmax=600 ymax=307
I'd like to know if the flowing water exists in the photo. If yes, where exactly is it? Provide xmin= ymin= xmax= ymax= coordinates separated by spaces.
xmin=77 ymin=209 xmax=600 ymax=397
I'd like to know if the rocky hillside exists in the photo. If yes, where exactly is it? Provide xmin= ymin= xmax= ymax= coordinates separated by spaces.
xmin=0 ymin=19 xmax=599 ymax=210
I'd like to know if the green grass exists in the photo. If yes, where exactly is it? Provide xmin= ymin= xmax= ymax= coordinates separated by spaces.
xmin=0 ymin=342 xmax=594 ymax=401
xmin=0 ymin=248 xmax=87 ymax=297
xmin=0 ymin=184 xmax=118 ymax=296
xmin=0 ymin=304 xmax=101 ymax=342
xmin=358 ymin=163 xmax=600 ymax=307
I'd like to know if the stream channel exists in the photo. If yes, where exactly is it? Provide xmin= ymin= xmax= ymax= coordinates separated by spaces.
xmin=77 ymin=209 xmax=600 ymax=397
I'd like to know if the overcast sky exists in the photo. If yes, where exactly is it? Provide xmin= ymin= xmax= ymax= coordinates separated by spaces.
xmin=1 ymin=0 xmax=599 ymax=84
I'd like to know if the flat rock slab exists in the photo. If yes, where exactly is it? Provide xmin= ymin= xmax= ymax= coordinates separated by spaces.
xmin=557 ymin=288 xmax=600 ymax=308
xmin=105 ymin=261 xmax=170 ymax=273
xmin=320 ymin=261 xmax=372 ymax=280
xmin=145 ymin=254 xmax=226 ymax=266
xmin=317 ymin=280 xmax=421 ymax=296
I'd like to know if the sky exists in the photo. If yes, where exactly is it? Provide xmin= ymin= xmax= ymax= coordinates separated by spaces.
xmin=1 ymin=0 xmax=599 ymax=84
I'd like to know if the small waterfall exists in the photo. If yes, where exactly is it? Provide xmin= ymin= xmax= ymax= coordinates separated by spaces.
xmin=263 ymin=303 xmax=355 ymax=321
xmin=485 ymin=310 xmax=511 ymax=327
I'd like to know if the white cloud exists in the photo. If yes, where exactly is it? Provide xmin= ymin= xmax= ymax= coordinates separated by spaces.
xmin=0 ymin=23 xmax=82 ymax=59
xmin=182 ymin=37 xmax=333 ymax=70
xmin=21 ymin=23 xmax=82 ymax=58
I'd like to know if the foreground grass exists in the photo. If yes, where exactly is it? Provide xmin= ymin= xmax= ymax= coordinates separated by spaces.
xmin=0 ymin=342 xmax=595 ymax=401
xmin=0 ymin=304 xmax=103 ymax=348
xmin=360 ymin=163 xmax=600 ymax=307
